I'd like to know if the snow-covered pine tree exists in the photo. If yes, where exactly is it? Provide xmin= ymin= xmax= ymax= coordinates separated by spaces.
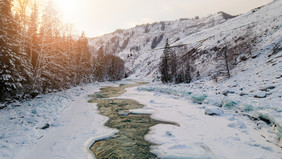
xmin=184 ymin=64 xmax=192 ymax=83
xmin=104 ymin=54 xmax=125 ymax=81
xmin=169 ymin=50 xmax=177 ymax=83
xmin=0 ymin=0 xmax=28 ymax=101
xmin=0 ymin=0 xmax=125 ymax=102
xmin=95 ymin=47 xmax=105 ymax=81
xmin=223 ymin=46 xmax=231 ymax=78
xmin=36 ymin=0 xmax=66 ymax=92
xmin=75 ymin=31 xmax=92 ymax=84
xmin=27 ymin=1 xmax=39 ymax=69
xmin=160 ymin=39 xmax=171 ymax=83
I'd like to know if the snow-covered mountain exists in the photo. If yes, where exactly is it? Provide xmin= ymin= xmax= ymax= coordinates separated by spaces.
xmin=89 ymin=0 xmax=281 ymax=81
xmin=89 ymin=11 xmax=235 ymax=78
xmin=88 ymin=1 xmax=282 ymax=149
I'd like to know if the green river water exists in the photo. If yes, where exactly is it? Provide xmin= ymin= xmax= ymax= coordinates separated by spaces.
xmin=88 ymin=82 xmax=176 ymax=159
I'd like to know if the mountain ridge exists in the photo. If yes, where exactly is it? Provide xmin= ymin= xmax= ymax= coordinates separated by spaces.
xmin=89 ymin=0 xmax=281 ymax=81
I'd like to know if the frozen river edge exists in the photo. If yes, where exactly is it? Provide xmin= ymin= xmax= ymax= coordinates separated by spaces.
xmin=1 ymin=80 xmax=281 ymax=159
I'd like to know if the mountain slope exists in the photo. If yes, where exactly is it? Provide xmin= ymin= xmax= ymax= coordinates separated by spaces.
xmin=89 ymin=11 xmax=235 ymax=78
xmin=89 ymin=0 xmax=281 ymax=81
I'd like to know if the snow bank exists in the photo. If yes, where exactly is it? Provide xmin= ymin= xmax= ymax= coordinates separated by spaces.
xmin=121 ymin=84 xmax=282 ymax=159
xmin=0 ymin=81 xmax=134 ymax=159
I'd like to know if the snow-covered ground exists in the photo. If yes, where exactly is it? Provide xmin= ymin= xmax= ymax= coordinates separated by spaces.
xmin=1 ymin=78 xmax=281 ymax=159
xmin=0 ymin=81 xmax=127 ymax=159
xmin=135 ymin=36 xmax=282 ymax=150
xmin=120 ymin=84 xmax=282 ymax=159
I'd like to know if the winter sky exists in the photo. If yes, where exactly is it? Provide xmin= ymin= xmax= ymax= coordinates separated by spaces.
xmin=56 ymin=0 xmax=272 ymax=37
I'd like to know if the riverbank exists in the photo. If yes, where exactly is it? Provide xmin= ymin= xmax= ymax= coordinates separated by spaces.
xmin=0 ymin=81 xmax=127 ymax=159
xmin=118 ymin=85 xmax=282 ymax=159
xmin=1 ymin=79 xmax=281 ymax=159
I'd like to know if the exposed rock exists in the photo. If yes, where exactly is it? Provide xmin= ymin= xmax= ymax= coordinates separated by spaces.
xmin=10 ymin=101 xmax=21 ymax=108
xmin=239 ymin=92 xmax=248 ymax=96
xmin=30 ymin=91 xmax=39 ymax=98
xmin=0 ymin=103 xmax=7 ymax=109
xmin=223 ymin=90 xmax=235 ymax=96
xmin=260 ymin=86 xmax=275 ymax=92
xmin=40 ymin=123 xmax=50 ymax=130
xmin=258 ymin=116 xmax=273 ymax=125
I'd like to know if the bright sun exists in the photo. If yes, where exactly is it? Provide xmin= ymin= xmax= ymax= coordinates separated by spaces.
xmin=56 ymin=0 xmax=74 ymax=21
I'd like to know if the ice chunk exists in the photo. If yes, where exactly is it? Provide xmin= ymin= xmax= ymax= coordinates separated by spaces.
xmin=222 ymin=99 xmax=237 ymax=109
xmin=205 ymin=106 xmax=224 ymax=116
xmin=191 ymin=94 xmax=208 ymax=104
xmin=203 ymin=96 xmax=223 ymax=107
xmin=254 ymin=91 xmax=267 ymax=98
xmin=241 ymin=105 xmax=254 ymax=112
xmin=227 ymin=120 xmax=247 ymax=129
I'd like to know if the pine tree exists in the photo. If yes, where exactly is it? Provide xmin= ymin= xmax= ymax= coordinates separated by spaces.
xmin=223 ymin=46 xmax=230 ymax=78
xmin=0 ymin=0 xmax=126 ymax=102
xmin=170 ymin=50 xmax=177 ymax=83
xmin=76 ymin=31 xmax=92 ymax=83
xmin=0 ymin=0 xmax=24 ymax=100
xmin=95 ymin=47 xmax=105 ymax=81
xmin=36 ymin=0 xmax=64 ymax=92
xmin=27 ymin=1 xmax=39 ymax=68
xmin=104 ymin=54 xmax=125 ymax=81
xmin=184 ymin=64 xmax=192 ymax=83
xmin=160 ymin=39 xmax=171 ymax=83
xmin=196 ymin=71 xmax=200 ymax=80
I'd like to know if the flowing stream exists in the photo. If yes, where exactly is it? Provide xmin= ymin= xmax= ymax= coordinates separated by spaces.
xmin=88 ymin=82 xmax=176 ymax=159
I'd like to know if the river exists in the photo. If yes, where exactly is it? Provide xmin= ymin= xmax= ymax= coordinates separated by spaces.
xmin=88 ymin=82 xmax=176 ymax=159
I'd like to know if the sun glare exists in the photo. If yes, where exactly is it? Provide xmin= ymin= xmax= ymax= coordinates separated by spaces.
xmin=56 ymin=0 xmax=74 ymax=21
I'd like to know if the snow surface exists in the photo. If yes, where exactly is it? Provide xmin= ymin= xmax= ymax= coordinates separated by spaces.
xmin=0 ymin=81 xmax=133 ymax=159
xmin=1 ymin=78 xmax=281 ymax=159
xmin=120 ymin=85 xmax=282 ymax=159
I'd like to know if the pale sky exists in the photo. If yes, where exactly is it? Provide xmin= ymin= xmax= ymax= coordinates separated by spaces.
xmin=56 ymin=0 xmax=273 ymax=37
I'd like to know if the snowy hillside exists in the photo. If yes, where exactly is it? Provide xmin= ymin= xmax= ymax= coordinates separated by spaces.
xmin=89 ymin=0 xmax=281 ymax=81
xmin=89 ymin=11 xmax=235 ymax=78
